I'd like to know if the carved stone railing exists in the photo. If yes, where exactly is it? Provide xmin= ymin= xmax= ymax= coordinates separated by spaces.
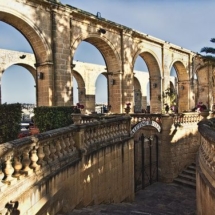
xmin=197 ymin=118 xmax=215 ymax=215
xmin=0 ymin=115 xmax=131 ymax=214
xmin=130 ymin=113 xmax=162 ymax=126
xmin=71 ymin=113 xmax=125 ymax=125
xmin=130 ymin=112 xmax=209 ymax=129
xmin=82 ymin=116 xmax=130 ymax=154
xmin=172 ymin=111 xmax=214 ymax=128
xmin=173 ymin=112 xmax=201 ymax=125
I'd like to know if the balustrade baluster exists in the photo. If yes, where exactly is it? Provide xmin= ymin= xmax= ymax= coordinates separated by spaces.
xmin=103 ymin=127 xmax=107 ymax=141
xmin=84 ymin=131 xmax=89 ymax=149
xmin=94 ymin=128 xmax=99 ymax=143
xmin=13 ymin=154 xmax=23 ymax=178
xmin=113 ymin=125 xmax=117 ymax=138
xmin=43 ymin=144 xmax=51 ymax=163
xmin=107 ymin=125 xmax=111 ymax=138
xmin=21 ymin=148 xmax=33 ymax=175
xmin=0 ymin=159 xmax=7 ymax=190
xmin=49 ymin=141 xmax=58 ymax=160
xmin=0 ymin=160 xmax=4 ymax=181
xmin=90 ymin=129 xmax=95 ymax=145
xmin=55 ymin=139 xmax=63 ymax=158
xmin=65 ymin=136 xmax=72 ymax=153
xmin=61 ymin=137 xmax=67 ymax=155
xmin=99 ymin=127 xmax=103 ymax=142
xmin=69 ymin=135 xmax=76 ymax=153
xmin=209 ymin=145 xmax=215 ymax=167
xmin=30 ymin=146 xmax=40 ymax=171
xmin=37 ymin=145 xmax=46 ymax=166
xmin=2 ymin=155 xmax=15 ymax=184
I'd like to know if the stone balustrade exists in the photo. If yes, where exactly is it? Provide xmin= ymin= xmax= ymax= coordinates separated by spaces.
xmin=130 ymin=113 xmax=162 ymax=126
xmin=0 ymin=114 xmax=132 ymax=214
xmin=173 ymin=112 xmax=201 ymax=126
xmin=197 ymin=118 xmax=215 ymax=215
xmin=130 ymin=112 xmax=207 ymax=129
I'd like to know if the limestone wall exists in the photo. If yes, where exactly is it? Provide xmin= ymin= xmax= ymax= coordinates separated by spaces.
xmin=130 ymin=113 xmax=201 ymax=183
xmin=0 ymin=115 xmax=134 ymax=215
xmin=196 ymin=119 xmax=215 ymax=215
xmin=37 ymin=140 xmax=134 ymax=214
xmin=159 ymin=113 xmax=201 ymax=182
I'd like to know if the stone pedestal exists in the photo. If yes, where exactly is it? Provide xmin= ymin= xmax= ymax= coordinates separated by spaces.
xmin=71 ymin=114 xmax=83 ymax=125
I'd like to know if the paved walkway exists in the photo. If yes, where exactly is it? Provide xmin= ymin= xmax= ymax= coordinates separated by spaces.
xmin=59 ymin=182 xmax=196 ymax=215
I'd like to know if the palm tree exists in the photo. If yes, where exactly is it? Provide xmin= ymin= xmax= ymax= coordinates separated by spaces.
xmin=201 ymin=38 xmax=215 ymax=62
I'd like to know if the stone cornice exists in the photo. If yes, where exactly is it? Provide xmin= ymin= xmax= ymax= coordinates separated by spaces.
xmin=198 ymin=118 xmax=215 ymax=143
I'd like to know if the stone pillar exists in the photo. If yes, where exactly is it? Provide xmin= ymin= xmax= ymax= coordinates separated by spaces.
xmin=159 ymin=115 xmax=174 ymax=182
xmin=109 ymin=72 xmax=123 ymax=113
xmin=77 ymin=87 xmax=86 ymax=109
xmin=162 ymin=45 xmax=172 ymax=112
xmin=178 ymin=80 xmax=190 ymax=112
xmin=150 ymin=76 xmax=162 ymax=113
xmin=36 ymin=63 xmax=54 ymax=106
xmin=51 ymin=8 xmax=71 ymax=106
xmin=134 ymin=89 xmax=142 ymax=113
xmin=85 ymin=95 xmax=95 ymax=114
xmin=142 ymin=96 xmax=147 ymax=111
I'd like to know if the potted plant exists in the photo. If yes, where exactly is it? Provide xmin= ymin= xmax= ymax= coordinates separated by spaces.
xmin=124 ymin=102 xmax=131 ymax=114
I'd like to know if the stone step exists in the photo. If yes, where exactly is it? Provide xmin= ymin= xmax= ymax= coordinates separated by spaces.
xmin=174 ymin=163 xmax=196 ymax=189
xmin=173 ymin=178 xmax=196 ymax=189
xmin=187 ymin=164 xmax=196 ymax=171
xmin=178 ymin=173 xmax=196 ymax=183
xmin=182 ymin=169 xmax=196 ymax=177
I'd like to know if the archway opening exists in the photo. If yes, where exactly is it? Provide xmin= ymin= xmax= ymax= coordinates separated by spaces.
xmin=134 ymin=52 xmax=161 ymax=113
xmin=171 ymin=61 xmax=189 ymax=112
xmin=0 ymin=21 xmax=35 ymax=105
xmin=134 ymin=56 xmax=149 ymax=113
xmin=72 ymin=38 xmax=118 ymax=113
xmin=2 ymin=65 xmax=36 ymax=103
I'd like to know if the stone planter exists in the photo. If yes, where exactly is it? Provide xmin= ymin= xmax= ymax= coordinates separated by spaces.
xmin=124 ymin=107 xmax=131 ymax=114
xmin=71 ymin=113 xmax=83 ymax=125
xmin=199 ymin=111 xmax=209 ymax=120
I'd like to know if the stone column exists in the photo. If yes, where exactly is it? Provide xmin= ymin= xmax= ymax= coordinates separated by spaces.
xmin=178 ymin=80 xmax=190 ymax=112
xmin=109 ymin=71 xmax=123 ymax=113
xmin=36 ymin=63 xmax=54 ymax=106
xmin=162 ymin=45 xmax=172 ymax=113
xmin=51 ymin=8 xmax=71 ymax=106
xmin=159 ymin=115 xmax=174 ymax=182
xmin=150 ymin=76 xmax=162 ymax=113
xmin=134 ymin=89 xmax=142 ymax=113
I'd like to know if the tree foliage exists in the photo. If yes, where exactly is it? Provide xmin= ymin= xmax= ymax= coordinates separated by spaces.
xmin=200 ymin=38 xmax=215 ymax=61
xmin=0 ymin=103 xmax=22 ymax=143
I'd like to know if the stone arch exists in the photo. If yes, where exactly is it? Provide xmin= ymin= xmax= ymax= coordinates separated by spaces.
xmin=169 ymin=60 xmax=189 ymax=81
xmin=170 ymin=60 xmax=189 ymax=112
xmin=132 ymin=48 xmax=162 ymax=113
xmin=71 ymin=33 xmax=121 ymax=72
xmin=132 ymin=48 xmax=162 ymax=77
xmin=0 ymin=8 xmax=51 ymax=64
xmin=3 ymin=63 xmax=36 ymax=81
xmin=71 ymin=33 xmax=122 ymax=112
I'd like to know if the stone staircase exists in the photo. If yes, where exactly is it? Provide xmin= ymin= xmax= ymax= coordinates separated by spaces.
xmin=173 ymin=163 xmax=196 ymax=189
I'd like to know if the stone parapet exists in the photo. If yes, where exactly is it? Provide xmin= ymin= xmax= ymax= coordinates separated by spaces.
xmin=0 ymin=115 xmax=133 ymax=215
xmin=197 ymin=119 xmax=215 ymax=215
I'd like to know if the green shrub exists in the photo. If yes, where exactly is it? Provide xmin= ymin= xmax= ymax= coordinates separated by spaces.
xmin=34 ymin=106 xmax=76 ymax=132
xmin=0 ymin=103 xmax=22 ymax=143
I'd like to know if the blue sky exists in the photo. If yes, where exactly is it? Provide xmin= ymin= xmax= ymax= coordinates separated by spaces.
xmin=1 ymin=0 xmax=215 ymax=104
